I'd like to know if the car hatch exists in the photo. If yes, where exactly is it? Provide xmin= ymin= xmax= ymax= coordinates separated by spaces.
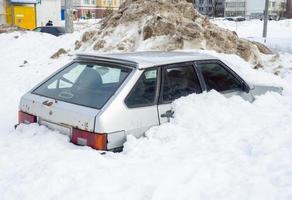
xmin=20 ymin=93 xmax=99 ymax=133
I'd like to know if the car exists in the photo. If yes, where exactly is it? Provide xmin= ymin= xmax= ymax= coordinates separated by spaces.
xmin=224 ymin=17 xmax=246 ymax=22
xmin=17 ymin=52 xmax=282 ymax=151
xmin=224 ymin=17 xmax=234 ymax=21
xmin=235 ymin=16 xmax=246 ymax=22
xmin=33 ymin=26 xmax=66 ymax=37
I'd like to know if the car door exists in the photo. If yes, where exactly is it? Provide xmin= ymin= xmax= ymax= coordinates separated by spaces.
xmin=123 ymin=68 xmax=160 ymax=138
xmin=157 ymin=62 xmax=203 ymax=124
xmin=195 ymin=60 xmax=254 ymax=102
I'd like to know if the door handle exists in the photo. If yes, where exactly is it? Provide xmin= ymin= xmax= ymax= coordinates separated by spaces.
xmin=161 ymin=110 xmax=174 ymax=122
xmin=42 ymin=100 xmax=53 ymax=107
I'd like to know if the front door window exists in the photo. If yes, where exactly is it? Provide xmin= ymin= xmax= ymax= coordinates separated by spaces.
xmin=162 ymin=64 xmax=202 ymax=102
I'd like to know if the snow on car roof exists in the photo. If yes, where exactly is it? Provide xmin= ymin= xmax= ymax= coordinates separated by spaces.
xmin=76 ymin=51 xmax=217 ymax=69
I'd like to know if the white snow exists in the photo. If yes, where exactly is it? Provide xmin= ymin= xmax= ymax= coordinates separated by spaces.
xmin=212 ymin=19 xmax=292 ymax=53
xmin=212 ymin=19 xmax=292 ymax=77
xmin=0 ymin=19 xmax=292 ymax=200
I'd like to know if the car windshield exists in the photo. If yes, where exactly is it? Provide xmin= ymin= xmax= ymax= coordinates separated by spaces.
xmin=33 ymin=62 xmax=132 ymax=109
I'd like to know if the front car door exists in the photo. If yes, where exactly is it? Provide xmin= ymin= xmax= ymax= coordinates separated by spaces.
xmin=194 ymin=60 xmax=254 ymax=102
xmin=158 ymin=62 xmax=203 ymax=124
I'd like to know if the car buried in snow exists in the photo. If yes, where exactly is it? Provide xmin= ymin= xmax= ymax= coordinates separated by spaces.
xmin=33 ymin=26 xmax=66 ymax=37
xmin=17 ymin=52 xmax=282 ymax=151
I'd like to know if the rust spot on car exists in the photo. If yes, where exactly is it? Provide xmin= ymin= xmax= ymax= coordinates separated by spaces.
xmin=83 ymin=122 xmax=89 ymax=131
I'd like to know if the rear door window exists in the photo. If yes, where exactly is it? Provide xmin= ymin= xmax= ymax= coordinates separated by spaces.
xmin=161 ymin=64 xmax=202 ymax=102
xmin=196 ymin=62 xmax=242 ymax=92
xmin=125 ymin=69 xmax=158 ymax=107
xmin=33 ymin=62 xmax=132 ymax=109
xmin=34 ymin=27 xmax=42 ymax=32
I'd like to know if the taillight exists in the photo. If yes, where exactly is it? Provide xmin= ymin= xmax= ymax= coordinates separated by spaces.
xmin=18 ymin=111 xmax=37 ymax=124
xmin=71 ymin=128 xmax=107 ymax=150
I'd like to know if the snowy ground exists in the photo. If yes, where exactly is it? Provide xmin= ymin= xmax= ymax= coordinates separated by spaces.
xmin=213 ymin=19 xmax=292 ymax=76
xmin=212 ymin=19 xmax=292 ymax=53
xmin=0 ymin=20 xmax=292 ymax=200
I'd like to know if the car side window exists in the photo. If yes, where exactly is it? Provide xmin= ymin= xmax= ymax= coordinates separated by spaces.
xmin=196 ymin=62 xmax=242 ymax=92
xmin=162 ymin=65 xmax=202 ymax=102
xmin=125 ymin=69 xmax=158 ymax=107
xmin=34 ymin=27 xmax=41 ymax=32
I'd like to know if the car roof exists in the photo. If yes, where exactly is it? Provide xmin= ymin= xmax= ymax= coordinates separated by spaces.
xmin=76 ymin=51 xmax=217 ymax=69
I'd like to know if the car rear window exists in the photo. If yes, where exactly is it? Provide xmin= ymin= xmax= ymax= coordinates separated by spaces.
xmin=33 ymin=62 xmax=132 ymax=109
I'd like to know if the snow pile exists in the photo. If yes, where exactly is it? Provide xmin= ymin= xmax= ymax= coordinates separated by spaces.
xmin=77 ymin=0 xmax=268 ymax=64
xmin=1 ymin=90 xmax=292 ymax=200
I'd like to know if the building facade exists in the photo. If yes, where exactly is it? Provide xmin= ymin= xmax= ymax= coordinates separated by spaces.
xmin=4 ymin=0 xmax=37 ymax=29
xmin=61 ymin=0 xmax=123 ymax=19
xmin=0 ymin=0 xmax=6 ymax=24
xmin=194 ymin=0 xmax=225 ymax=17
xmin=225 ymin=0 xmax=286 ymax=18
xmin=1 ymin=0 xmax=61 ymax=29
xmin=36 ymin=0 xmax=61 ymax=26
xmin=96 ymin=0 xmax=121 ymax=18
xmin=224 ymin=0 xmax=246 ymax=17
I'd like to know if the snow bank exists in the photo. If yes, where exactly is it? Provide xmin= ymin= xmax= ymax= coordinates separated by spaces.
xmin=77 ymin=0 xmax=267 ymax=64
xmin=1 ymin=90 xmax=292 ymax=200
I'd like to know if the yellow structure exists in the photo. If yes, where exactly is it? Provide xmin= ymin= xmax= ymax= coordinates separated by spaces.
xmin=5 ymin=1 xmax=36 ymax=30
xmin=96 ymin=0 xmax=120 ymax=9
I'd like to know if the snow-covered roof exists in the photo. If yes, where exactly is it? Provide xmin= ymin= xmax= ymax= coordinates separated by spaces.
xmin=76 ymin=51 xmax=217 ymax=69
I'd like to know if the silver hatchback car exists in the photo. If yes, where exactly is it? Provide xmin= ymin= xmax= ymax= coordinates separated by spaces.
xmin=18 ymin=52 xmax=281 ymax=151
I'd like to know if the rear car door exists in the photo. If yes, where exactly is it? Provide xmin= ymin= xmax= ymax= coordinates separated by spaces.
xmin=123 ymin=68 xmax=160 ymax=138
xmin=158 ymin=62 xmax=203 ymax=124
xmin=194 ymin=60 xmax=254 ymax=101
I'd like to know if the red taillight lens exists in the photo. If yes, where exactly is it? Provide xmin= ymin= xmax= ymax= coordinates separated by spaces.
xmin=18 ymin=111 xmax=37 ymax=124
xmin=71 ymin=128 xmax=107 ymax=150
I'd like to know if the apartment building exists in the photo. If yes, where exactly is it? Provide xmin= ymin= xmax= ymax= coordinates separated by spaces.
xmin=61 ymin=0 xmax=122 ymax=19
xmin=96 ymin=0 xmax=121 ymax=18
xmin=224 ymin=0 xmax=246 ymax=17
xmin=194 ymin=0 xmax=225 ymax=17
xmin=225 ymin=0 xmax=286 ymax=18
